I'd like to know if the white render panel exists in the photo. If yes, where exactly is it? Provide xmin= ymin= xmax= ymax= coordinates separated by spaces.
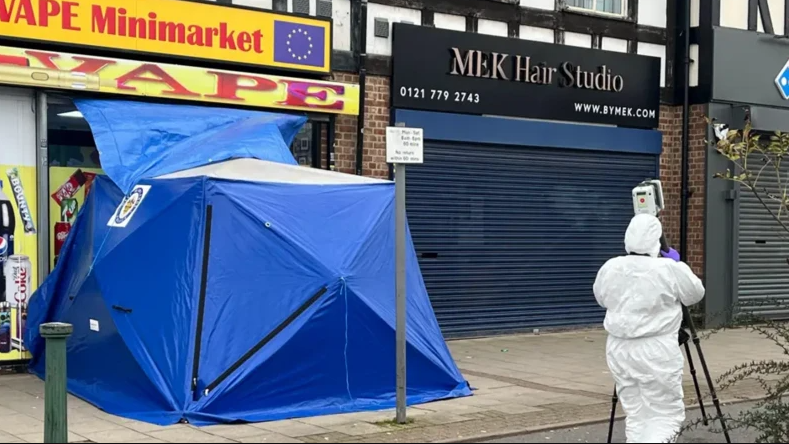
xmin=367 ymin=4 xmax=421 ymax=56
xmin=519 ymin=26 xmax=554 ymax=43
xmin=720 ymin=0 xmax=749 ymax=30
xmin=519 ymin=0 xmax=554 ymax=10
xmin=478 ymin=19 xmax=508 ymax=37
xmin=232 ymin=0 xmax=274 ymax=9
xmin=637 ymin=0 xmax=667 ymax=28
xmin=602 ymin=37 xmax=628 ymax=53
xmin=434 ymin=13 xmax=467 ymax=32
xmin=564 ymin=32 xmax=592 ymax=48
xmin=0 ymin=87 xmax=36 ymax=167
xmin=637 ymin=42 xmax=666 ymax=87
xmin=691 ymin=0 xmax=700 ymax=26
xmin=332 ymin=0 xmax=352 ymax=51
xmin=690 ymin=44 xmax=699 ymax=87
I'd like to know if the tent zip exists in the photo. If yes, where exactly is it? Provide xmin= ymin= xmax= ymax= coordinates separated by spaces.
xmin=191 ymin=204 xmax=214 ymax=400
xmin=200 ymin=285 xmax=329 ymax=397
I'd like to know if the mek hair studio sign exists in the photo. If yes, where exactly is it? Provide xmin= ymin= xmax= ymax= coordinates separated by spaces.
xmin=392 ymin=24 xmax=660 ymax=129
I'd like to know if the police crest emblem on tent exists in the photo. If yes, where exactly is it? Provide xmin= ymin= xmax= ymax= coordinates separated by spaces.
xmin=108 ymin=185 xmax=151 ymax=228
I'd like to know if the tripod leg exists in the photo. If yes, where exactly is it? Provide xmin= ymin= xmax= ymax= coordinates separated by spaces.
xmin=682 ymin=306 xmax=732 ymax=444
xmin=607 ymin=386 xmax=618 ymax=443
xmin=683 ymin=340 xmax=708 ymax=425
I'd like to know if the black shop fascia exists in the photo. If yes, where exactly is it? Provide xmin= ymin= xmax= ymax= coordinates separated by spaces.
xmin=392 ymin=24 xmax=661 ymax=129
xmin=449 ymin=48 xmax=624 ymax=93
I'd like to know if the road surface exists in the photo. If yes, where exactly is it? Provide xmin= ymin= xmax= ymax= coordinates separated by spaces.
xmin=484 ymin=402 xmax=758 ymax=443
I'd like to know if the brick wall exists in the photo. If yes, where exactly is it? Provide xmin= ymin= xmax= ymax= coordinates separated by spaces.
xmin=659 ymin=104 xmax=707 ymax=279
xmin=331 ymin=73 xmax=390 ymax=178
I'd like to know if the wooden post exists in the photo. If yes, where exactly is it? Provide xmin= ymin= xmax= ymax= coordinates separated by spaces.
xmin=41 ymin=322 xmax=73 ymax=444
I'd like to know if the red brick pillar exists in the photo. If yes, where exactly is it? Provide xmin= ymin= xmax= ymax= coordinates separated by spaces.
xmin=659 ymin=104 xmax=707 ymax=280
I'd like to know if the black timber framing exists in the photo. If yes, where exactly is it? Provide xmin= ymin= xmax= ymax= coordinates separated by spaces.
xmin=749 ymin=0 xmax=775 ymax=34
xmin=665 ymin=0 xmax=678 ymax=103
xmin=628 ymin=0 xmax=639 ymax=22
xmin=421 ymin=9 xmax=434 ymax=26
xmin=748 ymin=0 xmax=759 ymax=30
xmin=685 ymin=0 xmax=718 ymax=105
xmin=366 ymin=0 xmax=666 ymax=45
xmin=786 ymin=0 xmax=789 ymax=36
xmin=337 ymin=0 xmax=675 ymax=103
xmin=466 ymin=16 xmax=478 ymax=32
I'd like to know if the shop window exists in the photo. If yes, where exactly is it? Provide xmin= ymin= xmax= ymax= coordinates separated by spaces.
xmin=291 ymin=122 xmax=314 ymax=167
xmin=46 ymin=98 xmax=100 ymax=271
xmin=290 ymin=118 xmax=332 ymax=170
xmin=565 ymin=0 xmax=625 ymax=17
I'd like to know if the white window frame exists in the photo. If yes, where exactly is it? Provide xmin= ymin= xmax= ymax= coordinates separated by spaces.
xmin=563 ymin=0 xmax=628 ymax=19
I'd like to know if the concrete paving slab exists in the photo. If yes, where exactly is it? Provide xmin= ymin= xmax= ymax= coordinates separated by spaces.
xmin=79 ymin=427 xmax=152 ymax=443
xmin=325 ymin=422 xmax=388 ymax=436
xmin=147 ymin=427 xmax=236 ymax=443
xmin=68 ymin=418 xmax=128 ymax=435
xmin=12 ymin=431 xmax=87 ymax=443
xmin=235 ymin=433 xmax=304 ymax=443
xmin=202 ymin=424 xmax=267 ymax=439
xmin=252 ymin=419 xmax=329 ymax=437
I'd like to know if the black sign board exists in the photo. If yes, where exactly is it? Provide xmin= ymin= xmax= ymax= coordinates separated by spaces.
xmin=391 ymin=24 xmax=661 ymax=129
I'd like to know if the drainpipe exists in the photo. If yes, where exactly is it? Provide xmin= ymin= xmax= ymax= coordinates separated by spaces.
xmin=680 ymin=0 xmax=691 ymax=260
xmin=327 ymin=115 xmax=336 ymax=170
xmin=355 ymin=0 xmax=368 ymax=176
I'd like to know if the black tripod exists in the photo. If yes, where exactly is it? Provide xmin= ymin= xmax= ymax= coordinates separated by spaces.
xmin=605 ymin=239 xmax=731 ymax=443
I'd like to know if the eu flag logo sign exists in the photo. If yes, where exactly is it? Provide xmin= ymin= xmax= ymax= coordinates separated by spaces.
xmin=775 ymin=60 xmax=789 ymax=100
xmin=274 ymin=21 xmax=326 ymax=68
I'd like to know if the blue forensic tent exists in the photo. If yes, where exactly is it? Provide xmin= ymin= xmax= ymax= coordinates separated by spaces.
xmin=25 ymin=100 xmax=471 ymax=426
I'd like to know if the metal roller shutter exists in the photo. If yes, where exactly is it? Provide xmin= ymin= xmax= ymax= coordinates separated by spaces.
xmin=737 ymin=156 xmax=789 ymax=319
xmin=406 ymin=141 xmax=658 ymax=338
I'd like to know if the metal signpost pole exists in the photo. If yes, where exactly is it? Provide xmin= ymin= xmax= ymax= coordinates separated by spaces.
xmin=386 ymin=126 xmax=423 ymax=425
xmin=394 ymin=161 xmax=407 ymax=424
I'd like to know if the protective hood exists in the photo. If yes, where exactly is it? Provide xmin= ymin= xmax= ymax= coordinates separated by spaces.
xmin=624 ymin=213 xmax=662 ymax=257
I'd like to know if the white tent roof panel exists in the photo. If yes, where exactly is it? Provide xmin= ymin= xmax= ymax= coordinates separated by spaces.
xmin=157 ymin=158 xmax=389 ymax=185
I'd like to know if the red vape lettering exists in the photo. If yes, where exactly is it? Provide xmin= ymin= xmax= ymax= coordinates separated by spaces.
xmin=0 ymin=0 xmax=81 ymax=30
xmin=206 ymin=71 xmax=277 ymax=100
xmin=279 ymin=80 xmax=345 ymax=111
xmin=115 ymin=64 xmax=199 ymax=96
xmin=0 ymin=49 xmax=350 ymax=113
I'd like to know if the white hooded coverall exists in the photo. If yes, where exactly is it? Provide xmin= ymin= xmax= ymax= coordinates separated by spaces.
xmin=593 ymin=214 xmax=705 ymax=443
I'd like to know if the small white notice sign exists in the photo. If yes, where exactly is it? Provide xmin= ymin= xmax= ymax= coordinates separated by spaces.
xmin=386 ymin=127 xmax=424 ymax=164
xmin=90 ymin=319 xmax=100 ymax=332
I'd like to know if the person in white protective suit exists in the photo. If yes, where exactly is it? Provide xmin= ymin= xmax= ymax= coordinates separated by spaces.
xmin=593 ymin=214 xmax=705 ymax=443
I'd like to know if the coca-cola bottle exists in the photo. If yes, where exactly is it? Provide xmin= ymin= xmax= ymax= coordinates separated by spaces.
xmin=0 ymin=180 xmax=16 ymax=304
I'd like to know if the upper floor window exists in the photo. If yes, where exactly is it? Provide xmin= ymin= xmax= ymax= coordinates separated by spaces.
xmin=565 ymin=0 xmax=626 ymax=17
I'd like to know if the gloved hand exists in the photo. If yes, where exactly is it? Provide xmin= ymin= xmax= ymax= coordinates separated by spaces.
xmin=661 ymin=248 xmax=681 ymax=262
